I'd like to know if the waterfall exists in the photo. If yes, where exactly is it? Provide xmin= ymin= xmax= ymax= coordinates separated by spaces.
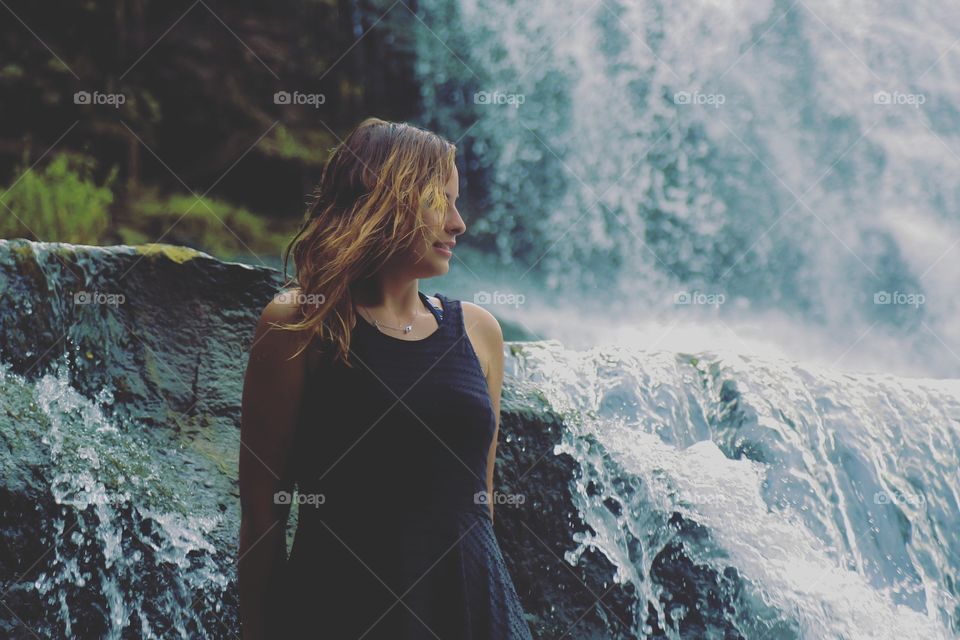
xmin=506 ymin=341 xmax=960 ymax=637
xmin=1 ymin=360 xmax=235 ymax=638
xmin=415 ymin=0 xmax=960 ymax=378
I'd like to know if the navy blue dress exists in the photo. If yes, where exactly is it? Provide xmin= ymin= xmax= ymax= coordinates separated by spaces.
xmin=265 ymin=291 xmax=533 ymax=639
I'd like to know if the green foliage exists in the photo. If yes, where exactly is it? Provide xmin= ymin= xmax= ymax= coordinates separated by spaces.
xmin=121 ymin=188 xmax=291 ymax=259
xmin=259 ymin=124 xmax=335 ymax=165
xmin=0 ymin=151 xmax=118 ymax=244
xmin=0 ymin=63 xmax=23 ymax=79
xmin=1 ymin=0 xmax=420 ymax=253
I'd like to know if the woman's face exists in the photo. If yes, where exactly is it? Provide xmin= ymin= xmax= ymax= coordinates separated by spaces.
xmin=411 ymin=163 xmax=465 ymax=276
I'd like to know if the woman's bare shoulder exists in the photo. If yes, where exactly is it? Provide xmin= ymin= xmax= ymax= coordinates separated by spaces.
xmin=261 ymin=288 xmax=305 ymax=324
xmin=262 ymin=288 xmax=335 ymax=375
xmin=460 ymin=300 xmax=503 ymax=339
xmin=459 ymin=300 xmax=504 ymax=377
xmin=248 ymin=289 xmax=315 ymax=371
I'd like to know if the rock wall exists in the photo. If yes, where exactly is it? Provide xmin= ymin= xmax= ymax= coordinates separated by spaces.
xmin=0 ymin=239 xmax=637 ymax=639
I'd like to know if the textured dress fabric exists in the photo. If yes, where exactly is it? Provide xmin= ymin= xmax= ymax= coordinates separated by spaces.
xmin=264 ymin=291 xmax=534 ymax=640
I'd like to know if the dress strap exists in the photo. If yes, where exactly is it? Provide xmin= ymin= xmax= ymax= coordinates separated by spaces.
xmin=419 ymin=290 xmax=445 ymax=324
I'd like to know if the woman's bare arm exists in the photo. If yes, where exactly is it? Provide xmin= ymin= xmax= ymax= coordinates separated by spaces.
xmin=238 ymin=293 xmax=308 ymax=640
xmin=485 ymin=321 xmax=505 ymax=524
xmin=464 ymin=303 xmax=506 ymax=524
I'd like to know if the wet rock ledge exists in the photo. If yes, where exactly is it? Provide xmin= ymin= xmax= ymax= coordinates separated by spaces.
xmin=0 ymin=239 xmax=637 ymax=639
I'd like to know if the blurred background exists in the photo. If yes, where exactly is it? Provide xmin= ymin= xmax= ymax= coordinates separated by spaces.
xmin=3 ymin=3 xmax=960 ymax=638
xmin=2 ymin=0 xmax=959 ymax=378
xmin=0 ymin=0 xmax=420 ymax=260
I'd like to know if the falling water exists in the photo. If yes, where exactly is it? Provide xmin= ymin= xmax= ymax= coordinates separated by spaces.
xmin=506 ymin=341 xmax=960 ymax=637
xmin=415 ymin=0 xmax=960 ymax=378
xmin=1 ymin=358 xmax=236 ymax=638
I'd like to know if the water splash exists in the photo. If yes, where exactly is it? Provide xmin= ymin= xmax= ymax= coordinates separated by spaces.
xmin=415 ymin=0 xmax=960 ymax=378
xmin=1 ymin=360 xmax=234 ymax=638
xmin=506 ymin=340 xmax=960 ymax=638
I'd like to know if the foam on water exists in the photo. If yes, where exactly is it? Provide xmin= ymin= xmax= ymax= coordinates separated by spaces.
xmin=416 ymin=0 xmax=960 ymax=378
xmin=1 ymin=360 xmax=233 ymax=638
xmin=506 ymin=340 xmax=960 ymax=637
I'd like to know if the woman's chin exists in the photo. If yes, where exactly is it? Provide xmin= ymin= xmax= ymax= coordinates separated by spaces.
xmin=409 ymin=251 xmax=447 ymax=272
xmin=411 ymin=259 xmax=448 ymax=278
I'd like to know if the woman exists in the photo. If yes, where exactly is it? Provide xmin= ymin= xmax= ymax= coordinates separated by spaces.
xmin=238 ymin=117 xmax=533 ymax=639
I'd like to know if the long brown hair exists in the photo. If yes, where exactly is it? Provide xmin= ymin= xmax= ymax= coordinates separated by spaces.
xmin=276 ymin=117 xmax=457 ymax=368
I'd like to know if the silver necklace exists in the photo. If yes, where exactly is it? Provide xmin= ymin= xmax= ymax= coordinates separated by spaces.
xmin=362 ymin=302 xmax=425 ymax=334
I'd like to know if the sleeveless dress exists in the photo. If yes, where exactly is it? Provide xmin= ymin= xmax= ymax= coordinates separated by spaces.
xmin=264 ymin=291 xmax=534 ymax=640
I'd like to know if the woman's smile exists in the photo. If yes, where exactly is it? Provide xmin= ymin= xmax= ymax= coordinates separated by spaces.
xmin=433 ymin=240 xmax=454 ymax=257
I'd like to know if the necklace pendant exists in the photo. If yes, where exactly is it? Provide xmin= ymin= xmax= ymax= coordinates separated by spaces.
xmin=403 ymin=324 xmax=413 ymax=334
